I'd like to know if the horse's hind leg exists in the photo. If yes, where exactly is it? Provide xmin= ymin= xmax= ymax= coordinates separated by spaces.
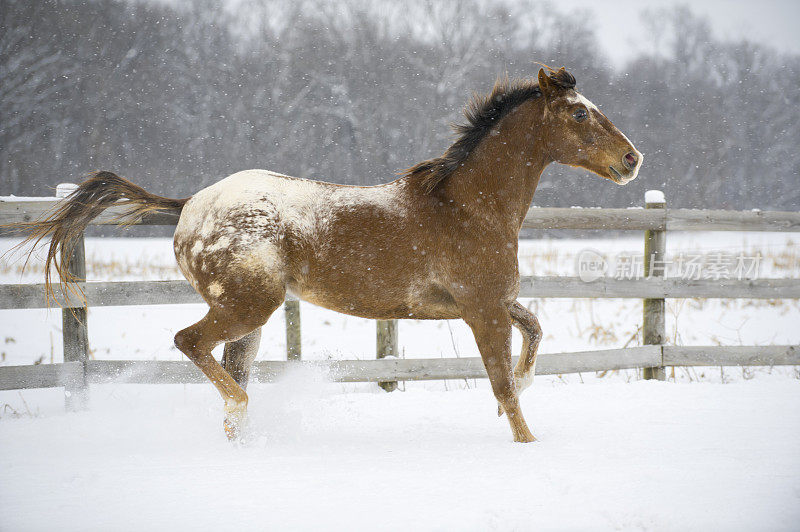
xmin=222 ymin=328 xmax=262 ymax=390
xmin=174 ymin=307 xmax=272 ymax=440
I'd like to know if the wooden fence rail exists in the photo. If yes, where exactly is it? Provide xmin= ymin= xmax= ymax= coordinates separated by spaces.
xmin=2 ymin=346 xmax=798 ymax=392
xmin=1 ymin=188 xmax=799 ymax=408
xmin=4 ymin=198 xmax=800 ymax=232
xmin=3 ymin=276 xmax=799 ymax=310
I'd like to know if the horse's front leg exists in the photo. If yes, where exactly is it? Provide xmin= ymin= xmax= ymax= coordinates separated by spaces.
xmin=463 ymin=303 xmax=536 ymax=443
xmin=497 ymin=301 xmax=543 ymax=417
xmin=510 ymin=301 xmax=543 ymax=393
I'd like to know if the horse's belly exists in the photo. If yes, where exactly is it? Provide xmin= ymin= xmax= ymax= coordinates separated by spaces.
xmin=289 ymin=263 xmax=461 ymax=321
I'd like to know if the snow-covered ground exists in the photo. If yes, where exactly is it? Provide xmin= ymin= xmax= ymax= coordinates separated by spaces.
xmin=2 ymin=378 xmax=798 ymax=531
xmin=1 ymin=233 xmax=798 ymax=530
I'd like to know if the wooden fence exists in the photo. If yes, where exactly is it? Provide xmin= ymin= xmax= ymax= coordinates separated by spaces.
xmin=1 ymin=187 xmax=799 ymax=409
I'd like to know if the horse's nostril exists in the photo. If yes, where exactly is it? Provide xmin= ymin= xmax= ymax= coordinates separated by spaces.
xmin=624 ymin=152 xmax=637 ymax=169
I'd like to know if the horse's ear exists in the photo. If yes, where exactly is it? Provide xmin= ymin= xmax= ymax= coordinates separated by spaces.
xmin=537 ymin=68 xmax=555 ymax=100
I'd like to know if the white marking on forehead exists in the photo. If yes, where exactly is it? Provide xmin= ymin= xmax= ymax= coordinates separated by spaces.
xmin=566 ymin=92 xmax=599 ymax=113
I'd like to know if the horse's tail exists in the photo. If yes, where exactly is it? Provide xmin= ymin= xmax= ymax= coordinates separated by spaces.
xmin=7 ymin=171 xmax=189 ymax=303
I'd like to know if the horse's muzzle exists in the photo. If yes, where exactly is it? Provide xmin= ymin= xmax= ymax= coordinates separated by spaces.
xmin=611 ymin=149 xmax=642 ymax=184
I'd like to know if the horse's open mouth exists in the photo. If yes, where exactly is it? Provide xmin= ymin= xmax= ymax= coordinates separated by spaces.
xmin=608 ymin=165 xmax=636 ymax=185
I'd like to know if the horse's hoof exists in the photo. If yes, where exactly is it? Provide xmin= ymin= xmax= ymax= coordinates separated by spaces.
xmin=224 ymin=417 xmax=241 ymax=441
xmin=513 ymin=431 xmax=537 ymax=443
xmin=223 ymin=403 xmax=247 ymax=441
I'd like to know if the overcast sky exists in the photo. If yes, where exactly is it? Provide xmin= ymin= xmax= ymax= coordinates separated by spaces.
xmin=553 ymin=0 xmax=800 ymax=67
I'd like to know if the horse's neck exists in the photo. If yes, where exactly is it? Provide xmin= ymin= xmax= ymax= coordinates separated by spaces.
xmin=441 ymin=111 xmax=551 ymax=233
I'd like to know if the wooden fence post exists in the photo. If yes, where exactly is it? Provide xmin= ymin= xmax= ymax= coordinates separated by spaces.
xmin=376 ymin=320 xmax=399 ymax=391
xmin=57 ymin=184 xmax=90 ymax=409
xmin=642 ymin=190 xmax=667 ymax=381
xmin=284 ymin=298 xmax=301 ymax=360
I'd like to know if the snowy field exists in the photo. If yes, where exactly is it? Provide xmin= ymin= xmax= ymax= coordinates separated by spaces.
xmin=2 ymin=378 xmax=799 ymax=531
xmin=1 ymin=234 xmax=799 ymax=530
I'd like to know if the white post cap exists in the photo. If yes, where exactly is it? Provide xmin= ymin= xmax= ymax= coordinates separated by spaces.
xmin=56 ymin=183 xmax=79 ymax=199
xmin=645 ymin=190 xmax=665 ymax=204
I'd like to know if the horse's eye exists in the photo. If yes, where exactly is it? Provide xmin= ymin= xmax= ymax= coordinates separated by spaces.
xmin=573 ymin=108 xmax=588 ymax=122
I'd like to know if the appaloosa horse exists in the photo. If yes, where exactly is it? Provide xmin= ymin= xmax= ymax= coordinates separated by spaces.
xmin=16 ymin=67 xmax=641 ymax=442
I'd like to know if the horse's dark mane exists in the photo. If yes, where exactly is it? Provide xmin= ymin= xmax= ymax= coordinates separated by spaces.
xmin=403 ymin=68 xmax=576 ymax=194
